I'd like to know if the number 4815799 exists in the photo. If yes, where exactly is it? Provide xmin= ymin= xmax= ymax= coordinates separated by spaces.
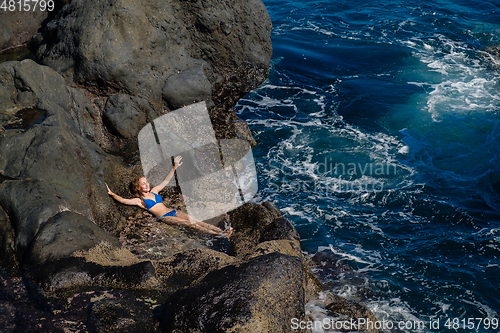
xmin=1 ymin=0 xmax=55 ymax=11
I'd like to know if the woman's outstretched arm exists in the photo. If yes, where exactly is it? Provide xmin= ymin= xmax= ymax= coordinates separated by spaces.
xmin=151 ymin=156 xmax=183 ymax=193
xmin=106 ymin=183 xmax=144 ymax=208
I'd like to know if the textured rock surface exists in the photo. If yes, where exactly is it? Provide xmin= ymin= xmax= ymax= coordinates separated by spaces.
xmin=22 ymin=211 xmax=122 ymax=267
xmin=0 ymin=60 xmax=114 ymax=261
xmin=0 ymin=272 xmax=166 ymax=332
xmin=103 ymin=94 xmax=149 ymax=139
xmin=36 ymin=0 xmax=272 ymax=111
xmin=162 ymin=64 xmax=213 ymax=110
xmin=160 ymin=252 xmax=307 ymax=333
xmin=25 ymin=257 xmax=160 ymax=293
xmin=118 ymin=211 xmax=231 ymax=261
xmin=87 ymin=294 xmax=162 ymax=333
xmin=153 ymin=248 xmax=235 ymax=290
xmin=0 ymin=206 xmax=15 ymax=270
xmin=0 ymin=10 xmax=47 ymax=51
xmin=228 ymin=202 xmax=284 ymax=258
xmin=156 ymin=203 xmax=323 ymax=332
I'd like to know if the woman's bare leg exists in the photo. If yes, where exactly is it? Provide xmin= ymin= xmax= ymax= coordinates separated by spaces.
xmin=160 ymin=215 xmax=232 ymax=237
xmin=175 ymin=211 xmax=233 ymax=235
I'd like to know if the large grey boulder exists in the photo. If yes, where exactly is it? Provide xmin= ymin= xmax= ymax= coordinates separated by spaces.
xmin=228 ymin=202 xmax=285 ymax=258
xmin=0 ymin=59 xmax=71 ymax=114
xmin=160 ymin=252 xmax=307 ymax=333
xmin=0 ymin=60 xmax=113 ymax=261
xmin=0 ymin=59 xmax=99 ymax=140
xmin=36 ymin=0 xmax=272 ymax=110
xmin=0 ymin=179 xmax=73 ymax=260
xmin=22 ymin=211 xmax=122 ymax=267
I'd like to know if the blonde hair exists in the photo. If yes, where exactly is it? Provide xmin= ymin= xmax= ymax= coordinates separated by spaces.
xmin=129 ymin=176 xmax=148 ymax=209
xmin=129 ymin=176 xmax=144 ymax=198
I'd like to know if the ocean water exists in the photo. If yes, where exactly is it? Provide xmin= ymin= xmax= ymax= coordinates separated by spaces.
xmin=235 ymin=0 xmax=500 ymax=332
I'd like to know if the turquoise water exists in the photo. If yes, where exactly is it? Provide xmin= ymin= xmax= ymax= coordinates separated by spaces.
xmin=236 ymin=0 xmax=500 ymax=331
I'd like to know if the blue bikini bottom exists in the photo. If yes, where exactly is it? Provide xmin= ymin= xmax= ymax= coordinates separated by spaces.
xmin=159 ymin=210 xmax=176 ymax=218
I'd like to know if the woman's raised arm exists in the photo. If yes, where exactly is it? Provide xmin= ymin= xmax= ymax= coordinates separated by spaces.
xmin=106 ymin=183 xmax=144 ymax=208
xmin=151 ymin=156 xmax=183 ymax=193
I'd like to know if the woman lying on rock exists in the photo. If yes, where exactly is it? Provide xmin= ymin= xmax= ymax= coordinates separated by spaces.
xmin=106 ymin=156 xmax=233 ymax=238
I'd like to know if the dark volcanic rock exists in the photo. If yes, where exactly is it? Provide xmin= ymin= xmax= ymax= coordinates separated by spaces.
xmin=0 ymin=179 xmax=75 ymax=259
xmin=228 ymin=202 xmax=323 ymax=303
xmin=160 ymin=252 xmax=307 ymax=333
xmin=0 ymin=10 xmax=47 ymax=51
xmin=36 ymin=0 xmax=272 ymax=111
xmin=162 ymin=64 xmax=213 ymax=110
xmin=0 ymin=271 xmax=165 ymax=332
xmin=23 ymin=211 xmax=122 ymax=267
xmin=0 ymin=129 xmax=109 ymax=257
xmin=259 ymin=216 xmax=301 ymax=243
xmin=228 ymin=202 xmax=293 ymax=258
xmin=103 ymin=94 xmax=149 ymax=139
xmin=25 ymin=256 xmax=160 ymax=293
xmin=0 ymin=60 xmax=116 ymax=259
xmin=324 ymin=293 xmax=382 ymax=333
xmin=0 ymin=206 xmax=16 ymax=270
xmin=153 ymin=248 xmax=235 ymax=290
xmin=38 ymin=0 xmax=195 ymax=99
xmin=118 ymin=211 xmax=231 ymax=261
xmin=0 ymin=59 xmax=100 ymax=139
xmin=0 ymin=59 xmax=70 ymax=112
xmin=88 ymin=295 xmax=161 ymax=333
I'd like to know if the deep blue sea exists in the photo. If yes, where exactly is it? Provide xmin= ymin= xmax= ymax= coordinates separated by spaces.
xmin=235 ymin=0 xmax=500 ymax=331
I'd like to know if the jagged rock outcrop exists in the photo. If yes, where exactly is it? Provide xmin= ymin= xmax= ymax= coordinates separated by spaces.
xmin=160 ymin=252 xmax=307 ymax=332
xmin=155 ymin=203 xmax=322 ymax=332
xmin=35 ymin=0 xmax=272 ymax=115
xmin=0 ymin=59 xmax=120 ymax=266
xmin=0 ymin=0 xmax=273 ymax=264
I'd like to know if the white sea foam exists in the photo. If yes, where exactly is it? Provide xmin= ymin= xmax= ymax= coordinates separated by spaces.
xmin=365 ymin=298 xmax=427 ymax=333
xmin=246 ymin=99 xmax=416 ymax=194
xmin=406 ymin=35 xmax=500 ymax=121
xmin=461 ymin=299 xmax=498 ymax=319
xmin=281 ymin=206 xmax=314 ymax=223
xmin=328 ymin=244 xmax=372 ymax=265
xmin=305 ymin=292 xmax=428 ymax=333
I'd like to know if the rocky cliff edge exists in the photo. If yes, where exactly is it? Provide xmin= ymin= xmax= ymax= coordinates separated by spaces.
xmin=0 ymin=1 xmax=380 ymax=332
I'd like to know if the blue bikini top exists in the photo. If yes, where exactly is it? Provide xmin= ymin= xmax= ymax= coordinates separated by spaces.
xmin=142 ymin=192 xmax=162 ymax=210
